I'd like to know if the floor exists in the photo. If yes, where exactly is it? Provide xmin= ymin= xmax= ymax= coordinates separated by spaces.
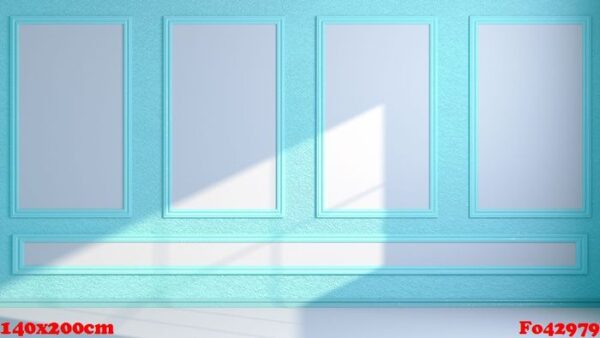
xmin=0 ymin=307 xmax=598 ymax=337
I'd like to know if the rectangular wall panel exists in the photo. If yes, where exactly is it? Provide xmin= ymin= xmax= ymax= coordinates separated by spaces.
xmin=13 ymin=235 xmax=585 ymax=275
xmin=470 ymin=17 xmax=590 ymax=217
xmin=317 ymin=17 xmax=436 ymax=218
xmin=11 ymin=17 xmax=130 ymax=217
xmin=164 ymin=17 xmax=282 ymax=218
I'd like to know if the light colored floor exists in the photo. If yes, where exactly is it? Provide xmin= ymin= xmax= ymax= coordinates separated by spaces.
xmin=0 ymin=307 xmax=598 ymax=338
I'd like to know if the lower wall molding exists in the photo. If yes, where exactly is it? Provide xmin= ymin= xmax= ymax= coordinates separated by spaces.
xmin=12 ymin=234 xmax=587 ymax=275
xmin=1 ymin=299 xmax=600 ymax=308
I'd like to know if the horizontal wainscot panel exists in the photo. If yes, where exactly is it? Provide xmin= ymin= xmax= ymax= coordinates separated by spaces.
xmin=12 ymin=235 xmax=586 ymax=275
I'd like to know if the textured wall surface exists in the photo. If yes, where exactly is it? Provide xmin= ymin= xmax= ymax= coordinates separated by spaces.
xmin=0 ymin=0 xmax=598 ymax=305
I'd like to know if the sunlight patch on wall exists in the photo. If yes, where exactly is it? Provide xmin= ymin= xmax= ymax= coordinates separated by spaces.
xmin=324 ymin=105 xmax=386 ymax=210
xmin=172 ymin=157 xmax=276 ymax=210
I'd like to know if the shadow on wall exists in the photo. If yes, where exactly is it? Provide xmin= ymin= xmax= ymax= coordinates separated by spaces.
xmin=10 ymin=21 xmax=429 ymax=302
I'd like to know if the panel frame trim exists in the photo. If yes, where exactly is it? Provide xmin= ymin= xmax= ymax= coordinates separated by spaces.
xmin=9 ymin=16 xmax=132 ymax=218
xmin=162 ymin=16 xmax=284 ymax=218
xmin=469 ymin=16 xmax=592 ymax=218
xmin=12 ymin=234 xmax=587 ymax=275
xmin=315 ymin=16 xmax=438 ymax=218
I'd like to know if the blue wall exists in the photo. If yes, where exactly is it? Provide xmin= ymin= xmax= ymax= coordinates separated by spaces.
xmin=0 ymin=0 xmax=598 ymax=305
